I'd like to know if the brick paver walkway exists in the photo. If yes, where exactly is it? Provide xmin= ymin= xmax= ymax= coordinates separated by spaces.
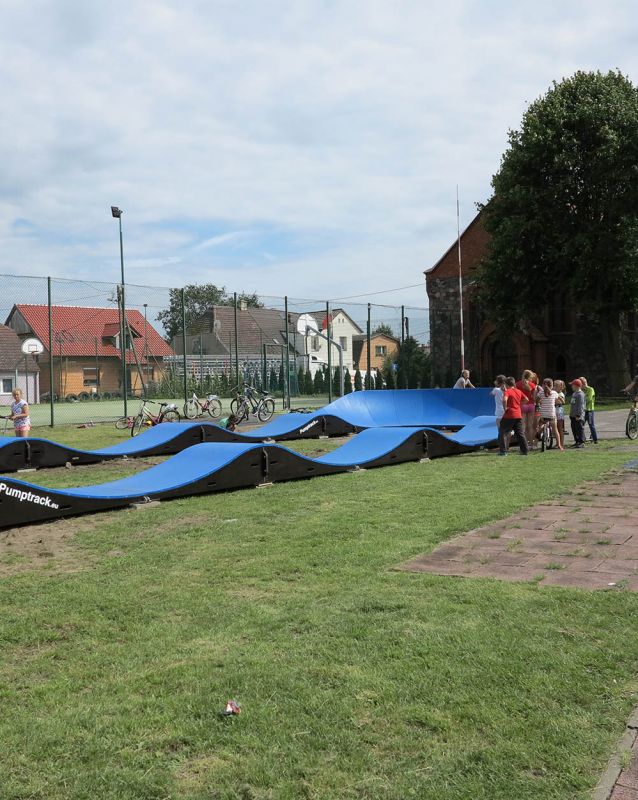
xmin=400 ymin=470 xmax=638 ymax=590
xmin=610 ymin=735 xmax=638 ymax=798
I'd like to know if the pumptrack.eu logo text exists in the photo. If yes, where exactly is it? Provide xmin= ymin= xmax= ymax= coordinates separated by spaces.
xmin=0 ymin=482 xmax=59 ymax=509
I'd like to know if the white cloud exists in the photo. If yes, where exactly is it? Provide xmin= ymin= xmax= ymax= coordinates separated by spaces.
xmin=0 ymin=0 xmax=636 ymax=317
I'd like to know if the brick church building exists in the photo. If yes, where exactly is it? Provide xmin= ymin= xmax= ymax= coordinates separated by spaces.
xmin=425 ymin=210 xmax=637 ymax=393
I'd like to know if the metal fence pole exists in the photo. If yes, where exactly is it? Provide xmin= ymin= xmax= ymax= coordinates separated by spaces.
xmin=199 ymin=331 xmax=204 ymax=392
xmin=366 ymin=303 xmax=371 ymax=389
xmin=326 ymin=301 xmax=332 ymax=403
xmin=181 ymin=289 xmax=188 ymax=405
xmin=262 ymin=343 xmax=267 ymax=388
xmin=284 ymin=296 xmax=290 ymax=409
xmin=233 ymin=293 xmax=239 ymax=388
xmin=401 ymin=305 xmax=405 ymax=344
xmin=47 ymin=277 xmax=54 ymax=427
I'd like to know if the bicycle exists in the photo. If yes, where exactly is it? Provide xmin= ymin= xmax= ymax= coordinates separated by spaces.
xmin=625 ymin=393 xmax=638 ymax=439
xmin=539 ymin=419 xmax=555 ymax=451
xmin=183 ymin=392 xmax=223 ymax=420
xmin=130 ymin=399 xmax=181 ymax=437
xmin=230 ymin=384 xmax=275 ymax=423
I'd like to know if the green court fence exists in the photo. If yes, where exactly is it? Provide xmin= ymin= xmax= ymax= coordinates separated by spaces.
xmin=0 ymin=274 xmax=429 ymax=428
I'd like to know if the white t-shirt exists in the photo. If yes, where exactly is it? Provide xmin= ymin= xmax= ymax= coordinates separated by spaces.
xmin=453 ymin=376 xmax=467 ymax=389
xmin=539 ymin=389 xmax=558 ymax=419
xmin=491 ymin=387 xmax=504 ymax=419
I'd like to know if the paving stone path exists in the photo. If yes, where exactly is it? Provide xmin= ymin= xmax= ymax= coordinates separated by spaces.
xmin=400 ymin=469 xmax=638 ymax=591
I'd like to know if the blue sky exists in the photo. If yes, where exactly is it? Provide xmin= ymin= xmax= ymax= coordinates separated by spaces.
xmin=1 ymin=0 xmax=637 ymax=308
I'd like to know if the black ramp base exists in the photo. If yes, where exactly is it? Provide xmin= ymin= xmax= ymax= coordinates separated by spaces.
xmin=0 ymin=389 xmax=496 ymax=473
xmin=0 ymin=428 xmax=430 ymax=529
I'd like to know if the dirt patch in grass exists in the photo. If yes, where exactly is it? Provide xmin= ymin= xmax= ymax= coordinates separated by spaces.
xmin=0 ymin=518 xmax=97 ymax=579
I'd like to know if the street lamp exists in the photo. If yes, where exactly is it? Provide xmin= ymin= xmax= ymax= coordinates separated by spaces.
xmin=111 ymin=206 xmax=128 ymax=415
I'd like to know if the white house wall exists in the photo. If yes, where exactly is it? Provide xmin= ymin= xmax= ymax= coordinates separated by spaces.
xmin=307 ymin=311 xmax=359 ymax=373
xmin=0 ymin=370 xmax=40 ymax=407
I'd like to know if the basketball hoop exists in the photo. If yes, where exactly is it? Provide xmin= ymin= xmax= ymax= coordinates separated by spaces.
xmin=21 ymin=338 xmax=44 ymax=356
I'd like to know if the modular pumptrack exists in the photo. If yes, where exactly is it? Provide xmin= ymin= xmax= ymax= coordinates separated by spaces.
xmin=0 ymin=390 xmax=498 ymax=528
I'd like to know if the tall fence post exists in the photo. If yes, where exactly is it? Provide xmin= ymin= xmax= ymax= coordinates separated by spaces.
xmin=326 ymin=301 xmax=332 ymax=402
xmin=366 ymin=303 xmax=372 ymax=389
xmin=233 ymin=292 xmax=239 ymax=389
xmin=117 ymin=285 xmax=128 ymax=416
xmin=47 ymin=277 xmax=54 ymax=427
xmin=262 ymin=343 xmax=267 ymax=389
xmin=284 ymin=296 xmax=290 ymax=409
xmin=181 ymin=289 xmax=188 ymax=405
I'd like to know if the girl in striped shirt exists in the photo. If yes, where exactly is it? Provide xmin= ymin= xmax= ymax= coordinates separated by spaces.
xmin=539 ymin=378 xmax=564 ymax=451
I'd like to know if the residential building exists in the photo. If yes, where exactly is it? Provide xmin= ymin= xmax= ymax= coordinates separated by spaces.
xmin=304 ymin=309 xmax=363 ymax=373
xmin=171 ymin=305 xmax=362 ymax=379
xmin=425 ymin=210 xmax=637 ymax=391
xmin=5 ymin=305 xmax=174 ymax=399
xmin=0 ymin=325 xmax=40 ymax=405
xmin=352 ymin=333 xmax=400 ymax=374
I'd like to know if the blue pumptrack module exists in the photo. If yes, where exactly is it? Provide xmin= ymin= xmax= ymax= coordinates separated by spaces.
xmin=0 ymin=389 xmax=494 ymax=472
xmin=0 ymin=390 xmax=499 ymax=528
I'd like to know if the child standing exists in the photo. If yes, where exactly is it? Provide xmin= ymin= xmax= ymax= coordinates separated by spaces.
xmin=569 ymin=379 xmax=586 ymax=448
xmin=491 ymin=374 xmax=506 ymax=430
xmin=498 ymin=377 xmax=528 ymax=456
xmin=554 ymin=379 xmax=566 ymax=450
xmin=10 ymin=388 xmax=31 ymax=438
xmin=538 ymin=378 xmax=564 ymax=451
xmin=580 ymin=376 xmax=598 ymax=443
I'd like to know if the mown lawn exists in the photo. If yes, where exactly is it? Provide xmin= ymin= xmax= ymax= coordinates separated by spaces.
xmin=1 ymin=433 xmax=638 ymax=799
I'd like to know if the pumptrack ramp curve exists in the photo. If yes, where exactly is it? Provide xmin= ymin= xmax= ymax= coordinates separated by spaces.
xmin=0 ymin=389 xmax=494 ymax=472
xmin=0 ymin=427 xmax=431 ymax=528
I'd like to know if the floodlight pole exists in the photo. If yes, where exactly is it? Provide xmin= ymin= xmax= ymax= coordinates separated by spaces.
xmin=456 ymin=186 xmax=465 ymax=372
xmin=111 ymin=206 xmax=128 ymax=416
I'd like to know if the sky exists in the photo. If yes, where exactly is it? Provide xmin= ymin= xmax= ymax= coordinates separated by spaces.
xmin=1 ymin=0 xmax=637 ymax=312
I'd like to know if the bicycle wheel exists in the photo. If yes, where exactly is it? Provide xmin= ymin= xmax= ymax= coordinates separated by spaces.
xmin=626 ymin=412 xmax=638 ymax=440
xmin=115 ymin=416 xmax=130 ymax=430
xmin=230 ymin=397 xmax=240 ymax=414
xmin=540 ymin=425 xmax=547 ymax=452
xmin=206 ymin=398 xmax=223 ymax=418
xmin=131 ymin=414 xmax=146 ymax=437
xmin=547 ymin=426 xmax=554 ymax=450
xmin=183 ymin=399 xmax=199 ymax=419
xmin=162 ymin=409 xmax=181 ymax=423
xmin=257 ymin=398 xmax=275 ymax=422
xmin=235 ymin=400 xmax=249 ymax=423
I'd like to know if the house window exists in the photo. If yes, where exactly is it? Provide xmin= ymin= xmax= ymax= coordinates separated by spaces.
xmin=375 ymin=345 xmax=387 ymax=357
xmin=1 ymin=378 xmax=13 ymax=393
xmin=339 ymin=337 xmax=348 ymax=352
xmin=83 ymin=368 xmax=99 ymax=387
xmin=312 ymin=336 xmax=321 ymax=351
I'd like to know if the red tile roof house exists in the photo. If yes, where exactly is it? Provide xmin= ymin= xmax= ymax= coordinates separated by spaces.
xmin=5 ymin=305 xmax=174 ymax=400
xmin=0 ymin=324 xmax=40 ymax=408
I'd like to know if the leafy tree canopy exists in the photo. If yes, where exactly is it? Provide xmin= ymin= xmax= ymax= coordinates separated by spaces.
xmin=157 ymin=284 xmax=262 ymax=340
xmin=372 ymin=323 xmax=395 ymax=338
xmin=478 ymin=70 xmax=638 ymax=385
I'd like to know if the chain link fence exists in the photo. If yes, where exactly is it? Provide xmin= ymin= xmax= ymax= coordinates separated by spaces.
xmin=0 ymin=274 xmax=429 ymax=428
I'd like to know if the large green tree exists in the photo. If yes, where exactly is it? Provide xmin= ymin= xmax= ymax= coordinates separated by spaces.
xmin=478 ymin=70 xmax=638 ymax=389
xmin=157 ymin=284 xmax=262 ymax=341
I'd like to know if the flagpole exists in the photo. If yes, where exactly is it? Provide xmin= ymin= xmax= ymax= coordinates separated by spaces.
xmin=456 ymin=185 xmax=465 ymax=372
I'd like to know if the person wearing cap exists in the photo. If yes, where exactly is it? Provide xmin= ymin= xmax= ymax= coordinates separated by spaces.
xmin=580 ymin=376 xmax=598 ymax=443
xmin=569 ymin=379 xmax=586 ymax=448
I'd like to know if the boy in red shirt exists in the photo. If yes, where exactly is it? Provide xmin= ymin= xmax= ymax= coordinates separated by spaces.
xmin=498 ymin=376 xmax=529 ymax=456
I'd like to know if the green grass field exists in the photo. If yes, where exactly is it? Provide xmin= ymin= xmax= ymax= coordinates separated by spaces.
xmin=1 ymin=429 xmax=638 ymax=799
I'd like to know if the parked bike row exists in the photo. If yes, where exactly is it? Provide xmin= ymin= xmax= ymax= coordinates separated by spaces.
xmin=115 ymin=385 xmax=276 ymax=435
